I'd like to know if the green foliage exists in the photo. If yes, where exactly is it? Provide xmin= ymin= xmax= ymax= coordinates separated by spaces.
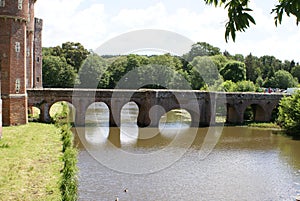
xmin=210 ymin=54 xmax=229 ymax=70
xmin=105 ymin=56 xmax=128 ymax=88
xmin=40 ymin=41 xmax=300 ymax=92
xmin=204 ymin=0 xmax=300 ymax=42
xmin=278 ymin=90 xmax=300 ymax=135
xmin=43 ymin=42 xmax=90 ymax=73
xmin=266 ymin=70 xmax=298 ymax=89
xmin=149 ymin=53 xmax=182 ymax=70
xmin=218 ymin=80 xmax=236 ymax=92
xmin=53 ymin=102 xmax=70 ymax=126
xmin=55 ymin=106 xmax=78 ymax=201
xmin=272 ymin=0 xmax=300 ymax=26
xmin=247 ymin=122 xmax=280 ymax=129
xmin=42 ymin=56 xmax=76 ymax=88
xmin=259 ymin=55 xmax=281 ymax=79
xmin=244 ymin=53 xmax=261 ymax=82
xmin=78 ymin=53 xmax=108 ymax=88
xmin=255 ymin=76 xmax=263 ymax=87
xmin=190 ymin=56 xmax=221 ymax=89
xmin=184 ymin=42 xmax=221 ymax=61
xmin=217 ymin=80 xmax=256 ymax=92
xmin=204 ymin=0 xmax=255 ymax=42
xmin=136 ymin=64 xmax=187 ymax=89
xmin=292 ymin=65 xmax=300 ymax=82
xmin=220 ymin=61 xmax=246 ymax=82
xmin=60 ymin=147 xmax=78 ymax=201
xmin=234 ymin=80 xmax=256 ymax=92
xmin=102 ymin=54 xmax=150 ymax=88
xmin=57 ymin=42 xmax=90 ymax=72
xmin=233 ymin=54 xmax=244 ymax=62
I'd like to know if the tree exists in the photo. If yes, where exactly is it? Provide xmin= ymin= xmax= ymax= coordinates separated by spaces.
xmin=220 ymin=61 xmax=246 ymax=82
xmin=267 ymin=70 xmax=298 ymax=89
xmin=282 ymin=60 xmax=293 ymax=72
xmin=204 ymin=0 xmax=300 ymax=42
xmin=149 ymin=53 xmax=182 ymax=70
xmin=259 ymin=55 xmax=282 ymax=74
xmin=136 ymin=64 xmax=180 ymax=89
xmin=277 ymin=90 xmax=300 ymax=136
xmin=189 ymin=56 xmax=221 ymax=89
xmin=244 ymin=53 xmax=261 ymax=82
xmin=233 ymin=54 xmax=244 ymax=62
xmin=104 ymin=54 xmax=150 ymax=88
xmin=210 ymin=54 xmax=229 ymax=70
xmin=105 ymin=56 xmax=129 ymax=88
xmin=42 ymin=56 xmax=76 ymax=88
xmin=78 ymin=53 xmax=108 ymax=88
xmin=44 ymin=42 xmax=90 ymax=73
xmin=291 ymin=65 xmax=300 ymax=82
xmin=184 ymin=42 xmax=221 ymax=61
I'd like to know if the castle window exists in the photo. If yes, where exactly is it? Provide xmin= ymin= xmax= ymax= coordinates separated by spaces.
xmin=36 ymin=77 xmax=40 ymax=83
xmin=18 ymin=0 xmax=23 ymax=10
xmin=27 ymin=3 xmax=30 ymax=22
xmin=26 ymin=48 xmax=30 ymax=57
xmin=0 ymin=0 xmax=5 ymax=7
xmin=15 ymin=79 xmax=21 ymax=93
xmin=37 ymin=57 xmax=40 ymax=63
xmin=15 ymin=42 xmax=21 ymax=53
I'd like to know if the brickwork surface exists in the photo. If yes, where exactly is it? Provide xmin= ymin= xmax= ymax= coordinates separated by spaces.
xmin=0 ymin=0 xmax=42 ymax=126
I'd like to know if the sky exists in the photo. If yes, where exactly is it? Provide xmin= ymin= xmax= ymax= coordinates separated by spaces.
xmin=35 ymin=0 xmax=300 ymax=61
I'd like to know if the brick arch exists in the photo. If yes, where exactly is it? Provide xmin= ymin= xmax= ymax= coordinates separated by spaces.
xmin=242 ymin=103 xmax=267 ymax=122
xmin=49 ymin=100 xmax=76 ymax=122
xmin=85 ymin=102 xmax=110 ymax=126
xmin=158 ymin=107 xmax=193 ymax=126
xmin=226 ymin=103 xmax=240 ymax=123
xmin=120 ymin=101 xmax=139 ymax=122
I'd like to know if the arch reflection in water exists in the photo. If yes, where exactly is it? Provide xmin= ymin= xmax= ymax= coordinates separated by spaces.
xmin=82 ymin=102 xmax=195 ymax=147
xmin=84 ymin=102 xmax=109 ymax=145
xmin=120 ymin=102 xmax=139 ymax=144
xmin=155 ymin=108 xmax=192 ymax=145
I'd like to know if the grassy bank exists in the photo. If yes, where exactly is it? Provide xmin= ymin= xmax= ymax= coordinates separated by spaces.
xmin=246 ymin=122 xmax=281 ymax=129
xmin=0 ymin=123 xmax=62 ymax=201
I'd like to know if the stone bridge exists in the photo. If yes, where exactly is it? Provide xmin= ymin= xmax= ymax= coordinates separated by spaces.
xmin=27 ymin=89 xmax=285 ymax=127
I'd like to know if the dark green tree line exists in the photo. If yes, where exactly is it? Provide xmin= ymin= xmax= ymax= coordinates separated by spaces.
xmin=42 ymin=41 xmax=300 ymax=91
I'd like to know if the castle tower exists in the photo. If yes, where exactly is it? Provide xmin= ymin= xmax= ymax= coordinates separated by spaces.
xmin=26 ymin=0 xmax=35 ymax=88
xmin=33 ymin=17 xmax=42 ymax=88
xmin=0 ymin=0 xmax=41 ymax=126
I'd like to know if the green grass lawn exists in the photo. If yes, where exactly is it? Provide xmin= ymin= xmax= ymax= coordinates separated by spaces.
xmin=0 ymin=123 xmax=62 ymax=201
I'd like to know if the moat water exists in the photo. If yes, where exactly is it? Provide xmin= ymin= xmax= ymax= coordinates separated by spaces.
xmin=74 ymin=103 xmax=300 ymax=201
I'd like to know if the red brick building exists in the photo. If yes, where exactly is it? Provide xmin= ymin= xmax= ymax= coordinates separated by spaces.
xmin=0 ymin=0 xmax=43 ymax=127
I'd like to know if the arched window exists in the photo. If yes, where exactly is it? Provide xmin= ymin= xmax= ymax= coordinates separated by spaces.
xmin=18 ymin=0 xmax=23 ymax=10
xmin=15 ymin=42 xmax=21 ymax=53
xmin=0 ymin=0 xmax=5 ymax=7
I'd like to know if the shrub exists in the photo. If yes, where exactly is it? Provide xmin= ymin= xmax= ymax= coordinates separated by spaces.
xmin=235 ymin=80 xmax=257 ymax=92
xmin=218 ymin=80 xmax=237 ymax=92
xmin=277 ymin=90 xmax=300 ymax=135
xmin=55 ymin=103 xmax=78 ymax=201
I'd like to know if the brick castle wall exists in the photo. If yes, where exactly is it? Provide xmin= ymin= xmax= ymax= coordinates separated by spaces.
xmin=0 ymin=0 xmax=42 ymax=126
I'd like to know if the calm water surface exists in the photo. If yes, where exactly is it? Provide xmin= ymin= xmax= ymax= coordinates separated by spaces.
xmin=74 ymin=103 xmax=300 ymax=201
